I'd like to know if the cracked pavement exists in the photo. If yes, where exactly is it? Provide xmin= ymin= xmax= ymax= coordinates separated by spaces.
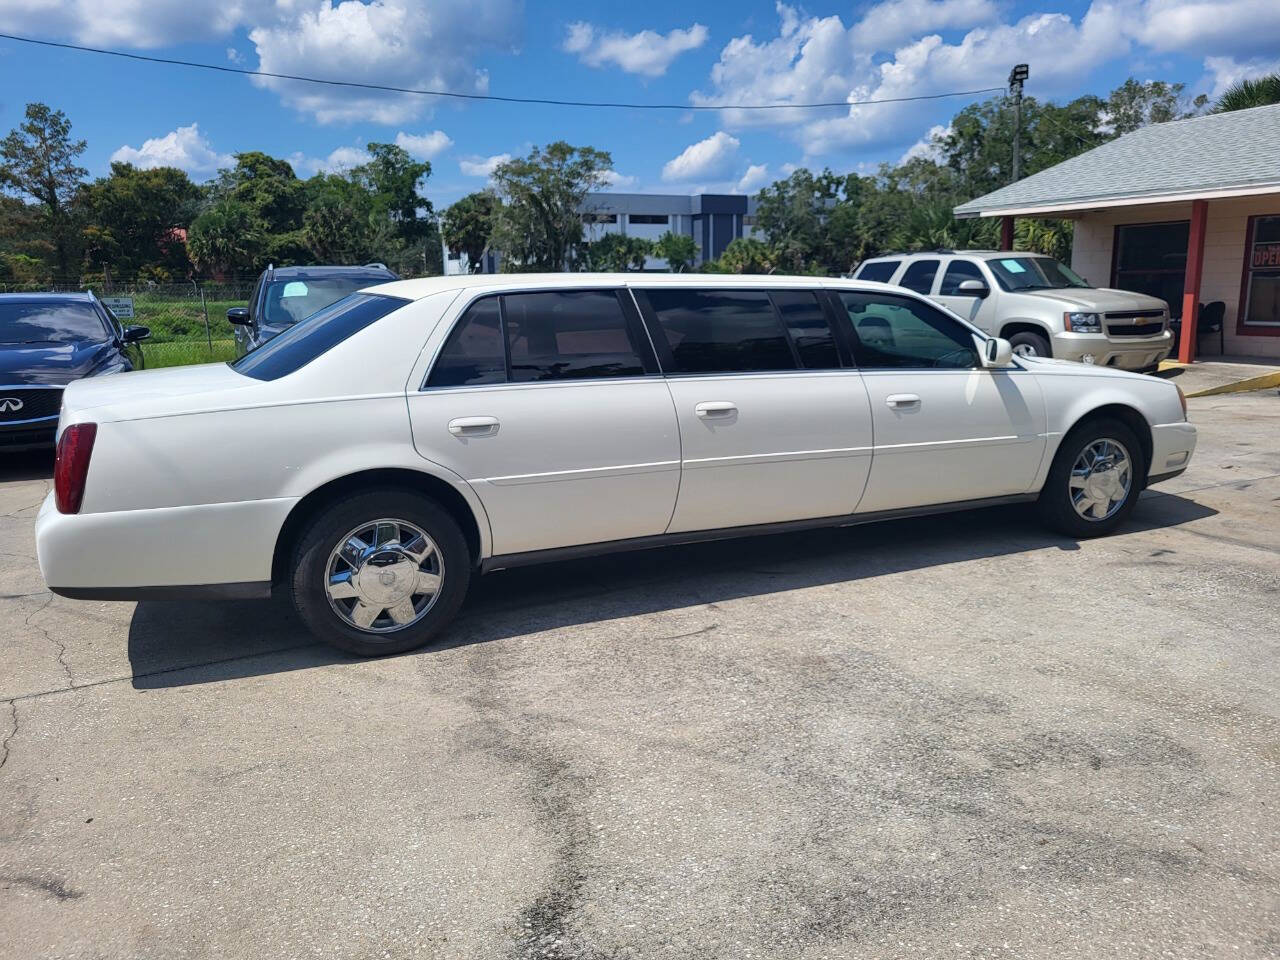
xmin=1 ymin=391 xmax=1278 ymax=959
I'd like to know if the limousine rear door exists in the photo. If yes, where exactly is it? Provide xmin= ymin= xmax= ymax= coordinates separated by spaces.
xmin=633 ymin=287 xmax=874 ymax=533
xmin=408 ymin=289 xmax=681 ymax=557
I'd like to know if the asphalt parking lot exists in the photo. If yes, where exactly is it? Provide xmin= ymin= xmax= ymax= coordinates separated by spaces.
xmin=1 ymin=390 xmax=1277 ymax=959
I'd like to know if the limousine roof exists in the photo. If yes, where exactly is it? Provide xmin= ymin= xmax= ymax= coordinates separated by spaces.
xmin=364 ymin=272 xmax=883 ymax=302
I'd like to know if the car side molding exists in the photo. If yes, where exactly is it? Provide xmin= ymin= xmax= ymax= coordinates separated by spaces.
xmin=480 ymin=493 xmax=1040 ymax=573
xmin=49 ymin=581 xmax=273 ymax=602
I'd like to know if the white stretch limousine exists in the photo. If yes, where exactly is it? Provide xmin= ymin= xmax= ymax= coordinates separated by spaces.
xmin=37 ymin=274 xmax=1197 ymax=655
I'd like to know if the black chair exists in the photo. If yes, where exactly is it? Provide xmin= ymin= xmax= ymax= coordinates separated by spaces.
xmin=1170 ymin=301 xmax=1226 ymax=357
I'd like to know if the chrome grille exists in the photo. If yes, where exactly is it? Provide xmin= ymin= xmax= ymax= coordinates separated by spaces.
xmin=0 ymin=386 xmax=63 ymax=423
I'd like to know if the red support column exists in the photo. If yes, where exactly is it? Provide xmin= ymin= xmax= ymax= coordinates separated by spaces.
xmin=1000 ymin=215 xmax=1015 ymax=251
xmin=1178 ymin=199 xmax=1208 ymax=364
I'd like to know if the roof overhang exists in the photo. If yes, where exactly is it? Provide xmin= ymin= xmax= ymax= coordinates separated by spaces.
xmin=954 ymin=181 xmax=1280 ymax=219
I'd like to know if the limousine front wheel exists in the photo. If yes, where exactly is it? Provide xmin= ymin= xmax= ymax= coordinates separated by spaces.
xmin=289 ymin=490 xmax=471 ymax=656
xmin=1038 ymin=417 xmax=1146 ymax=538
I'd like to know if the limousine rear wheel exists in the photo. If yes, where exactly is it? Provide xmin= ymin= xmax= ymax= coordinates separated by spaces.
xmin=289 ymin=490 xmax=471 ymax=656
xmin=1038 ymin=417 xmax=1145 ymax=538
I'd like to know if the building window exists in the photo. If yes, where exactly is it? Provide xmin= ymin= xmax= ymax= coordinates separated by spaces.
xmin=629 ymin=214 xmax=668 ymax=225
xmin=1241 ymin=214 xmax=1280 ymax=332
xmin=583 ymin=213 xmax=617 ymax=224
xmin=1113 ymin=221 xmax=1188 ymax=317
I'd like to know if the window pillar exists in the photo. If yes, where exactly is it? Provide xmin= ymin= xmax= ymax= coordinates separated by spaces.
xmin=1178 ymin=199 xmax=1208 ymax=364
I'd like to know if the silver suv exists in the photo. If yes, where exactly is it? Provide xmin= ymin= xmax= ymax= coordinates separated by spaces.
xmin=853 ymin=250 xmax=1174 ymax=372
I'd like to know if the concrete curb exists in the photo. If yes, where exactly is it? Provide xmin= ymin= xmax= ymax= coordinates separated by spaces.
xmin=1183 ymin=370 xmax=1280 ymax=398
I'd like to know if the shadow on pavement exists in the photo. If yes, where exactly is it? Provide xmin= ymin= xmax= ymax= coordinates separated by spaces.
xmin=128 ymin=491 xmax=1217 ymax=689
xmin=0 ymin=449 xmax=54 ymax=483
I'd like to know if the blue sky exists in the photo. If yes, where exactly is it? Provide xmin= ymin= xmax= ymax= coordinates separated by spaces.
xmin=2 ymin=1 xmax=1275 ymax=206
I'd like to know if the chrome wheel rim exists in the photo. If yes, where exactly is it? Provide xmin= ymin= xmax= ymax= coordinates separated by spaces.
xmin=1069 ymin=438 xmax=1133 ymax=521
xmin=1012 ymin=342 xmax=1040 ymax=357
xmin=324 ymin=519 xmax=444 ymax=633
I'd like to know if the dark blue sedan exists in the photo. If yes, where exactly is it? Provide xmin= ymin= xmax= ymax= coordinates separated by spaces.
xmin=0 ymin=291 xmax=149 ymax=450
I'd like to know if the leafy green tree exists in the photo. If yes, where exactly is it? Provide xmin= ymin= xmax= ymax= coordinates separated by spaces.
xmin=588 ymin=232 xmax=652 ymax=271
xmin=354 ymin=143 xmax=433 ymax=243
xmin=0 ymin=102 xmax=87 ymax=278
xmin=208 ymin=152 xmax=308 ymax=264
xmin=0 ymin=194 xmax=52 ymax=283
xmin=653 ymin=230 xmax=697 ymax=272
xmin=1215 ymin=73 xmax=1280 ymax=112
xmin=1104 ymin=78 xmax=1206 ymax=134
xmin=490 ymin=142 xmax=613 ymax=271
xmin=77 ymin=162 xmax=201 ymax=279
xmin=705 ymin=237 xmax=776 ymax=274
xmin=187 ymin=200 xmax=263 ymax=277
xmin=302 ymin=174 xmax=379 ymax=263
xmin=442 ymin=191 xmax=497 ymax=272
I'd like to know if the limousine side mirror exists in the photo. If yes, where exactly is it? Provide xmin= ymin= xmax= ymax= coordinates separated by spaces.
xmin=958 ymin=279 xmax=990 ymax=298
xmin=983 ymin=337 xmax=1014 ymax=368
xmin=121 ymin=325 xmax=150 ymax=343
xmin=226 ymin=307 xmax=251 ymax=325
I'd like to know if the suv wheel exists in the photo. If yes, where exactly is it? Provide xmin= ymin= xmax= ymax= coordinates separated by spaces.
xmin=1037 ymin=417 xmax=1146 ymax=538
xmin=1009 ymin=330 xmax=1051 ymax=359
xmin=289 ymin=490 xmax=471 ymax=656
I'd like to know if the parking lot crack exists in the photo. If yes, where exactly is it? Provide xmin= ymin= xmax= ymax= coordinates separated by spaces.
xmin=0 ymin=700 xmax=16 ymax=770
xmin=23 ymin=593 xmax=76 ymax=690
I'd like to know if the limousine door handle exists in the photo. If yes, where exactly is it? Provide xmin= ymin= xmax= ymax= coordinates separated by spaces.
xmin=448 ymin=416 xmax=500 ymax=437
xmin=885 ymin=394 xmax=921 ymax=409
xmin=695 ymin=401 xmax=738 ymax=419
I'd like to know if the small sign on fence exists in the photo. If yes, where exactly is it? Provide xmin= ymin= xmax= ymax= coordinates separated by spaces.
xmin=100 ymin=296 xmax=135 ymax=320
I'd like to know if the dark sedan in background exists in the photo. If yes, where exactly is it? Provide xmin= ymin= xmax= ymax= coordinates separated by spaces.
xmin=0 ymin=291 xmax=149 ymax=450
xmin=228 ymin=262 xmax=398 ymax=357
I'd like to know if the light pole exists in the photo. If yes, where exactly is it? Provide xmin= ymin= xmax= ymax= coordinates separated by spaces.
xmin=1009 ymin=63 xmax=1029 ymax=183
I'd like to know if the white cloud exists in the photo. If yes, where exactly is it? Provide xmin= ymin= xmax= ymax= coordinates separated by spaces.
xmin=1129 ymin=1 xmax=1280 ymax=59
xmin=248 ymin=1 xmax=522 ymax=124
xmin=600 ymin=170 xmax=638 ymax=189
xmin=460 ymin=153 xmax=512 ymax=177
xmin=736 ymin=163 xmax=770 ymax=193
xmin=1202 ymin=54 xmax=1280 ymax=98
xmin=0 ymin=0 xmax=246 ymax=49
xmin=226 ymin=46 xmax=244 ymax=64
xmin=850 ymin=0 xmax=999 ymax=51
xmin=898 ymin=124 xmax=951 ymax=163
xmin=394 ymin=130 xmax=453 ymax=160
xmin=563 ymin=21 xmax=709 ymax=76
xmin=662 ymin=131 xmax=741 ymax=182
xmin=110 ymin=123 xmax=232 ymax=178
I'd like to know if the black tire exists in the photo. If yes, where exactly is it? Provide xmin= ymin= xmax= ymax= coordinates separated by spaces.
xmin=1009 ymin=330 xmax=1051 ymax=359
xmin=289 ymin=489 xmax=471 ymax=656
xmin=1037 ymin=417 xmax=1147 ymax=538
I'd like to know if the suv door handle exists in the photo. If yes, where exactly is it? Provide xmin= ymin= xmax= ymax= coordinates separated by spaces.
xmin=448 ymin=416 xmax=500 ymax=437
xmin=695 ymin=401 xmax=737 ymax=419
xmin=885 ymin=394 xmax=921 ymax=409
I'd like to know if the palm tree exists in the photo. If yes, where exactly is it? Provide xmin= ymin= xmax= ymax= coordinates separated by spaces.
xmin=1215 ymin=73 xmax=1280 ymax=113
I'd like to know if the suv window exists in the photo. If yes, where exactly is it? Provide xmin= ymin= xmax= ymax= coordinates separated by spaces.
xmin=939 ymin=260 xmax=986 ymax=295
xmin=232 ymin=293 xmax=408 ymax=381
xmin=641 ymin=289 xmax=796 ymax=374
xmin=856 ymin=260 xmax=899 ymax=283
xmin=504 ymin=290 xmax=646 ymax=382
xmin=836 ymin=291 xmax=979 ymax=369
xmin=428 ymin=296 xmax=506 ymax=387
xmin=899 ymin=260 xmax=940 ymax=294
xmin=770 ymin=290 xmax=840 ymax=369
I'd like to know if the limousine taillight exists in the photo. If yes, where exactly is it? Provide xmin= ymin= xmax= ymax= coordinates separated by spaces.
xmin=54 ymin=422 xmax=97 ymax=514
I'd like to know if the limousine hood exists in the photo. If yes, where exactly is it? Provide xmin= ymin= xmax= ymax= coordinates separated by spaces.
xmin=59 ymin=362 xmax=258 ymax=425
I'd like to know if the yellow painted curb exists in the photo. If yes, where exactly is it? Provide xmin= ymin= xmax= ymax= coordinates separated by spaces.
xmin=1157 ymin=359 xmax=1187 ymax=372
xmin=1185 ymin=370 xmax=1280 ymax=398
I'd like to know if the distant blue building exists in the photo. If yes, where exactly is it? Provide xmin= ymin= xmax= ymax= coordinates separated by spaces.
xmin=581 ymin=192 xmax=761 ymax=268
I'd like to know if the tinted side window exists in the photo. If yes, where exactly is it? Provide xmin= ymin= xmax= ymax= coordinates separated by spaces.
xmin=856 ymin=260 xmax=899 ymax=283
xmin=232 ymin=293 xmax=408 ymax=381
xmin=899 ymin=259 xmax=940 ymax=294
xmin=770 ymin=291 xmax=840 ymax=369
xmin=837 ymin=292 xmax=979 ymax=369
xmin=428 ymin=296 xmax=506 ymax=387
xmin=503 ymin=290 xmax=645 ymax=382
xmin=642 ymin=289 xmax=796 ymax=374
xmin=939 ymin=260 xmax=986 ymax=295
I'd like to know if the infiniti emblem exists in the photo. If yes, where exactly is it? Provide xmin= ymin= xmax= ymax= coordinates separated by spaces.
xmin=0 ymin=397 xmax=24 ymax=413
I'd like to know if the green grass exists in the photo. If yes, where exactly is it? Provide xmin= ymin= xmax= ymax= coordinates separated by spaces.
xmin=141 ymin=339 xmax=237 ymax=368
xmin=129 ymin=296 xmax=245 ymax=343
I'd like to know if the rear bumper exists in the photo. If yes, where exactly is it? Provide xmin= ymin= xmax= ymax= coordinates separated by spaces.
xmin=36 ymin=493 xmax=297 ymax=596
xmin=1053 ymin=330 xmax=1174 ymax=370
xmin=1148 ymin=420 xmax=1197 ymax=483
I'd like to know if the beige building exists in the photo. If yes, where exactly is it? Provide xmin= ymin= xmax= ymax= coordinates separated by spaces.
xmin=955 ymin=104 xmax=1280 ymax=363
